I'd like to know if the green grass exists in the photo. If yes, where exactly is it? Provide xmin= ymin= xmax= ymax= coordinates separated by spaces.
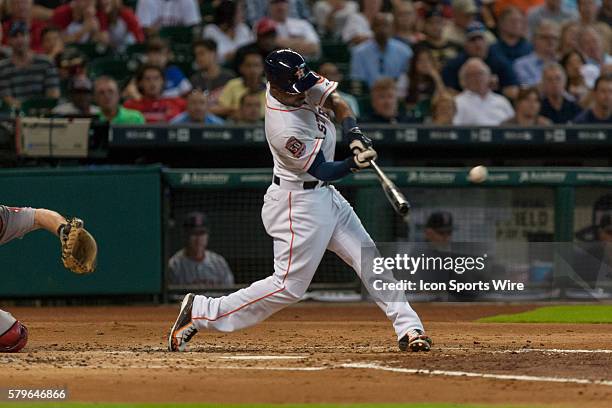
xmin=0 ymin=404 xmax=546 ymax=408
xmin=479 ymin=305 xmax=612 ymax=323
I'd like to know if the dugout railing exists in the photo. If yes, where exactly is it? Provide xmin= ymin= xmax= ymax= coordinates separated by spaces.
xmin=161 ymin=167 xmax=612 ymax=301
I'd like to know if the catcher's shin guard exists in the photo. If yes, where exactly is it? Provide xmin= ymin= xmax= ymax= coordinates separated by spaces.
xmin=168 ymin=293 xmax=198 ymax=352
xmin=399 ymin=329 xmax=432 ymax=352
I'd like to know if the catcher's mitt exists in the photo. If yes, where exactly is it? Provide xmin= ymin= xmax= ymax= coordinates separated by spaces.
xmin=60 ymin=218 xmax=97 ymax=274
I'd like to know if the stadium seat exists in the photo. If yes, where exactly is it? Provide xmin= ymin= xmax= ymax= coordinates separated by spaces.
xmin=159 ymin=26 xmax=197 ymax=44
xmin=321 ymin=40 xmax=351 ymax=63
xmin=66 ymin=43 xmax=111 ymax=61
xmin=89 ymin=56 xmax=133 ymax=82
xmin=20 ymin=98 xmax=58 ymax=116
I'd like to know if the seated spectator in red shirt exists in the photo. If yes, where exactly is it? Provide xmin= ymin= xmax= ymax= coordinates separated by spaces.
xmin=2 ymin=0 xmax=47 ymax=51
xmin=123 ymin=64 xmax=186 ymax=123
xmin=97 ymin=0 xmax=144 ymax=52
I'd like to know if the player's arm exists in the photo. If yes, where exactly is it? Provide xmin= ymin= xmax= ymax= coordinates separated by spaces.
xmin=323 ymin=91 xmax=373 ymax=154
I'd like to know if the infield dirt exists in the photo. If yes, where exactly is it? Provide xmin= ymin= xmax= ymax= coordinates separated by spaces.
xmin=1 ymin=303 xmax=611 ymax=407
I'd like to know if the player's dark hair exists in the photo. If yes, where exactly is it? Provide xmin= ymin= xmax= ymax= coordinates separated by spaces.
xmin=135 ymin=64 xmax=165 ymax=85
xmin=214 ymin=0 xmax=237 ymax=27
xmin=193 ymin=39 xmax=217 ymax=53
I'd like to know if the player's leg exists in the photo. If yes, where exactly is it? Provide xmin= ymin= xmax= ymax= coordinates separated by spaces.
xmin=0 ymin=309 xmax=28 ymax=353
xmin=169 ymin=187 xmax=336 ymax=351
xmin=326 ymin=187 xmax=431 ymax=351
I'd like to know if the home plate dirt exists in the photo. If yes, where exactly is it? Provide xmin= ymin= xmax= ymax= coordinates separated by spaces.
xmin=1 ymin=303 xmax=611 ymax=406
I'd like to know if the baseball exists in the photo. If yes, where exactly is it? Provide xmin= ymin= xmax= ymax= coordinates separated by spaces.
xmin=468 ymin=165 xmax=488 ymax=183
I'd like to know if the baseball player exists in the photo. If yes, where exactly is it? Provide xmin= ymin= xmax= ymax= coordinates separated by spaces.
xmin=168 ymin=49 xmax=432 ymax=353
xmin=0 ymin=206 xmax=97 ymax=352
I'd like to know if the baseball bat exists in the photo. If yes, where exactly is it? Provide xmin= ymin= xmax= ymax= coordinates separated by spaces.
xmin=370 ymin=161 xmax=411 ymax=216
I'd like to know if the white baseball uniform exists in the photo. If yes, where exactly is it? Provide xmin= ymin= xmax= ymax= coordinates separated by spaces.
xmin=190 ymin=77 xmax=425 ymax=339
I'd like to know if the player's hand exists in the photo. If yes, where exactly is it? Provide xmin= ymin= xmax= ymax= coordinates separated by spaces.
xmin=352 ymin=148 xmax=377 ymax=170
xmin=346 ymin=127 xmax=372 ymax=152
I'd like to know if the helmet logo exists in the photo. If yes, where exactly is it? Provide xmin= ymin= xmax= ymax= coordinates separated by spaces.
xmin=295 ymin=65 xmax=306 ymax=80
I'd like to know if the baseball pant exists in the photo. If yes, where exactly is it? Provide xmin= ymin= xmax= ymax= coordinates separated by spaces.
xmin=191 ymin=184 xmax=424 ymax=340
xmin=0 ymin=206 xmax=36 ymax=246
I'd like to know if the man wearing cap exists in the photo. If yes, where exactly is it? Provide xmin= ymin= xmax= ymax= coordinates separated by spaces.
xmin=52 ymin=76 xmax=99 ymax=115
xmin=168 ymin=212 xmax=234 ymax=288
xmin=233 ymin=17 xmax=280 ymax=72
xmin=0 ymin=21 xmax=60 ymax=109
xmin=418 ymin=7 xmax=462 ymax=69
xmin=424 ymin=211 xmax=454 ymax=244
xmin=442 ymin=21 xmax=519 ymax=100
xmin=442 ymin=0 xmax=497 ymax=46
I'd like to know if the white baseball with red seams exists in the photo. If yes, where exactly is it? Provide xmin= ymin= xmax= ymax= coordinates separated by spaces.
xmin=190 ymin=77 xmax=425 ymax=339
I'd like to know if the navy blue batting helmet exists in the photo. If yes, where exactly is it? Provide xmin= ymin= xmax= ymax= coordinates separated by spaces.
xmin=264 ymin=49 xmax=319 ymax=94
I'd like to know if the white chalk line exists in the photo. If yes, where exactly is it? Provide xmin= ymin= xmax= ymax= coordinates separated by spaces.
xmin=340 ymin=363 xmax=612 ymax=387
xmin=440 ymin=347 xmax=612 ymax=354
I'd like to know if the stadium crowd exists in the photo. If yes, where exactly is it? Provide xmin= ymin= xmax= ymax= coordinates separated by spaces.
xmin=0 ymin=0 xmax=610 ymax=125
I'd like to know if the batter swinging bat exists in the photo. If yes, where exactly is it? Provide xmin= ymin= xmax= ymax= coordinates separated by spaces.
xmin=370 ymin=161 xmax=411 ymax=216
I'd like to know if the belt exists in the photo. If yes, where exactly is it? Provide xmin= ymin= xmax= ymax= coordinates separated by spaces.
xmin=273 ymin=175 xmax=328 ymax=190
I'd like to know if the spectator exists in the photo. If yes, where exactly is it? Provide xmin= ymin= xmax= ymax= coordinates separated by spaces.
xmin=453 ymin=58 xmax=515 ymax=125
xmin=598 ymin=0 xmax=612 ymax=25
xmin=577 ymin=25 xmax=612 ymax=87
xmin=442 ymin=21 xmax=519 ymax=99
xmin=202 ymin=0 xmax=254 ymax=64
xmin=577 ymin=0 xmax=599 ymax=25
xmin=52 ymin=75 xmax=98 ymax=115
xmin=490 ymin=6 xmax=533 ymax=63
xmin=312 ymin=0 xmax=358 ymax=39
xmin=170 ymin=89 xmax=225 ymax=124
xmin=430 ymin=91 xmax=457 ymax=125
xmin=233 ymin=17 xmax=279 ymax=70
xmin=341 ymin=0 xmax=382 ymax=45
xmin=55 ymin=47 xmax=87 ymax=91
xmin=37 ymin=0 xmax=108 ymax=45
xmin=94 ymin=76 xmax=145 ymax=124
xmin=40 ymin=25 xmax=64 ymax=60
xmin=561 ymin=50 xmax=590 ymax=101
xmin=502 ymin=87 xmax=552 ymax=125
xmin=190 ymin=39 xmax=235 ymax=110
xmin=574 ymin=74 xmax=612 ymax=123
xmin=362 ymin=77 xmax=411 ymax=124
xmin=424 ymin=211 xmax=454 ymax=244
xmin=406 ymin=47 xmax=445 ymax=115
xmin=393 ymin=0 xmax=423 ymax=46
xmin=559 ymin=20 xmax=580 ymax=54
xmin=268 ymin=0 xmax=320 ymax=60
xmin=230 ymin=91 xmax=264 ymax=124
xmin=317 ymin=61 xmax=359 ymax=116
xmin=513 ymin=19 xmax=560 ymax=86
xmin=0 ymin=21 xmax=60 ymax=109
xmin=540 ymin=62 xmax=582 ymax=123
xmin=493 ymin=0 xmax=546 ymax=17
xmin=168 ymin=211 xmax=235 ymax=288
xmin=442 ymin=0 xmax=497 ymax=46
xmin=123 ymin=64 xmax=186 ymax=123
xmin=350 ymin=13 xmax=413 ymax=88
xmin=97 ymin=0 xmax=144 ymax=51
xmin=245 ymin=0 xmax=311 ymax=27
xmin=418 ymin=7 xmax=461 ymax=69
xmin=211 ymin=50 xmax=265 ymax=119
xmin=135 ymin=0 xmax=201 ymax=37
xmin=143 ymin=37 xmax=192 ymax=98
xmin=2 ymin=0 xmax=46 ymax=51
xmin=527 ymin=0 xmax=577 ymax=38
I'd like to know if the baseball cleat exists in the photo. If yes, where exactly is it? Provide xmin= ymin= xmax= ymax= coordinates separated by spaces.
xmin=398 ymin=329 xmax=432 ymax=352
xmin=168 ymin=293 xmax=198 ymax=352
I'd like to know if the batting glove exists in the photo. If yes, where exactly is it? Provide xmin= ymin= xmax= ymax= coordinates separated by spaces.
xmin=351 ymin=148 xmax=378 ymax=170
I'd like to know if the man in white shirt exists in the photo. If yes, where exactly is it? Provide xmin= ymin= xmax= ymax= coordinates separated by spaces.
xmin=136 ymin=0 xmax=202 ymax=36
xmin=453 ymin=58 xmax=515 ymax=125
xmin=267 ymin=0 xmax=320 ymax=59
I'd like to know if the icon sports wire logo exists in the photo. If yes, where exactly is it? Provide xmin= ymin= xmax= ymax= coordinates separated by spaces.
xmin=372 ymin=253 xmax=487 ymax=275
